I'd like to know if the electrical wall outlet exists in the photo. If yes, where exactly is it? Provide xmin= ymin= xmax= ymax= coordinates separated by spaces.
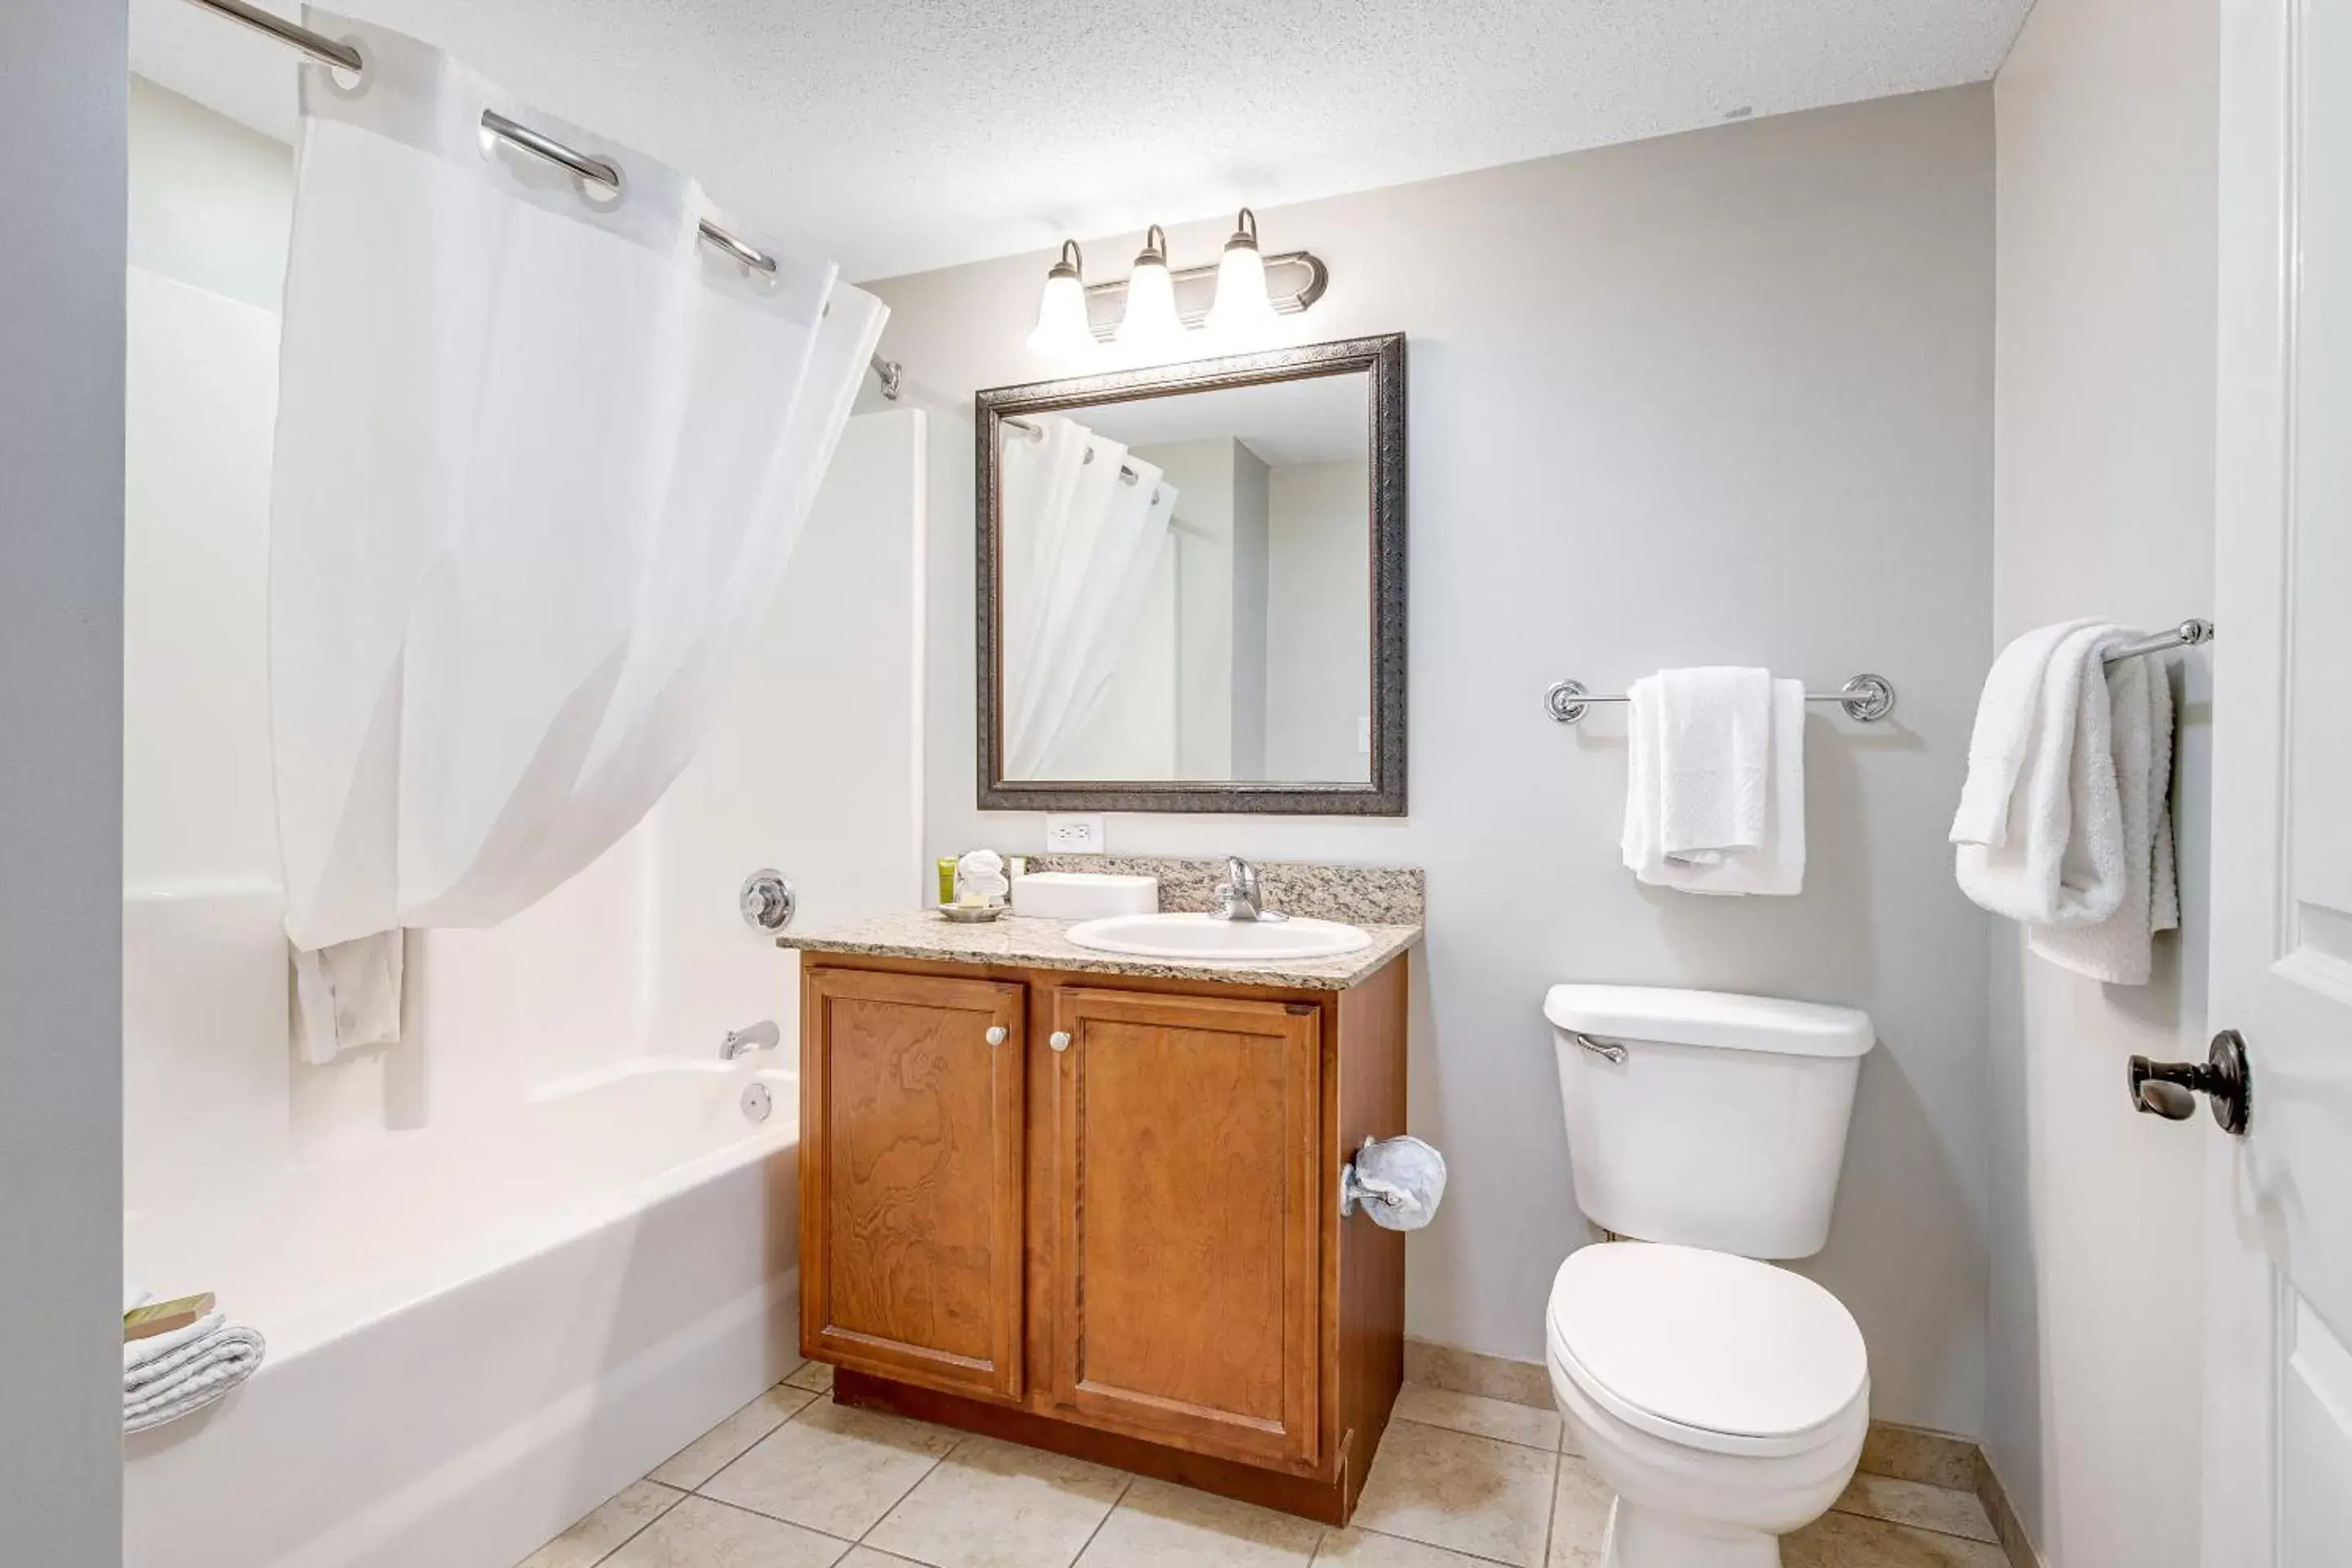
xmin=1044 ymin=813 xmax=1106 ymax=854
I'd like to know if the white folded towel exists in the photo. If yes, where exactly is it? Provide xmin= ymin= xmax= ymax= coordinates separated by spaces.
xmin=1655 ymin=666 xmax=1773 ymax=866
xmin=2028 ymin=647 xmax=2179 ymax=982
xmin=1955 ymin=623 xmax=2127 ymax=928
xmin=124 ymin=1311 xmax=266 ymax=1434
xmin=1624 ymin=675 xmax=1806 ymax=896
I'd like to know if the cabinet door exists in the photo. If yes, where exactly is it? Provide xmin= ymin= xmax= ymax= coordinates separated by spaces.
xmin=1047 ymin=987 xmax=1322 ymax=1467
xmin=801 ymin=967 xmax=1025 ymax=1401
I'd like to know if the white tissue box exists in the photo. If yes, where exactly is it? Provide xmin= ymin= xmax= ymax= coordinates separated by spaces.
xmin=1011 ymin=871 xmax=1159 ymax=921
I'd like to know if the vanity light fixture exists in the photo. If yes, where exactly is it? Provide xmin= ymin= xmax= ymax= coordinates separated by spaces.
xmin=1116 ymin=225 xmax=1187 ymax=350
xmin=1025 ymin=240 xmax=1094 ymax=354
xmin=1206 ymin=208 xmax=1280 ymax=336
xmin=1027 ymin=216 xmax=1330 ymax=352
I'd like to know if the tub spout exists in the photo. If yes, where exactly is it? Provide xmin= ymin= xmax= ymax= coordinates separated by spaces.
xmin=721 ymin=1020 xmax=781 ymax=1060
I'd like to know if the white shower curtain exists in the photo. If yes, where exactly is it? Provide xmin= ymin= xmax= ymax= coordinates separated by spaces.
xmin=269 ymin=12 xmax=885 ymax=1059
xmin=1000 ymin=416 xmax=1177 ymax=777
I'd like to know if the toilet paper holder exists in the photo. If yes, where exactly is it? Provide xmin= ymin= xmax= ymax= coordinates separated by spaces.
xmin=1339 ymin=1134 xmax=1448 ymax=1229
xmin=1340 ymin=1138 xmax=1405 ymax=1218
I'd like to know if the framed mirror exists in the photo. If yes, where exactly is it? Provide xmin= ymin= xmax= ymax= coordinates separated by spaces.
xmin=977 ymin=333 xmax=1405 ymax=814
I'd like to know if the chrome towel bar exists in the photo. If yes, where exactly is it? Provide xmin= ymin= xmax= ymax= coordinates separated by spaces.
xmin=1543 ymin=620 xmax=2212 ymax=727
xmin=1546 ymin=675 xmax=1895 ymax=725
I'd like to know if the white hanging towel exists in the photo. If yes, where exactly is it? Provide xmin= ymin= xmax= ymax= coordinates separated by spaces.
xmin=2026 ymin=644 xmax=2179 ymax=983
xmin=1953 ymin=622 xmax=2127 ymax=927
xmin=291 ymin=932 xmax=404 ymax=1064
xmin=1949 ymin=617 xmax=2100 ymax=847
xmin=1623 ymin=675 xmax=1806 ymax=896
xmin=1654 ymin=666 xmax=1773 ymax=866
xmin=1953 ymin=622 xmax=2180 ymax=983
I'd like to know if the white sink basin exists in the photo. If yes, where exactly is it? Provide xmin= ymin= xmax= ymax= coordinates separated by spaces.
xmin=1064 ymin=912 xmax=1374 ymax=962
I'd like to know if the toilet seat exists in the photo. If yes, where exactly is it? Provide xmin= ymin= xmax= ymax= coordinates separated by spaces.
xmin=1547 ymin=1243 xmax=1868 ymax=1459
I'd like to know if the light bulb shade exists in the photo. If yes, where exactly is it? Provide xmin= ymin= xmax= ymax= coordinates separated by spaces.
xmin=1208 ymin=238 xmax=1278 ymax=336
xmin=1027 ymin=270 xmax=1093 ymax=354
xmin=1118 ymin=258 xmax=1184 ymax=349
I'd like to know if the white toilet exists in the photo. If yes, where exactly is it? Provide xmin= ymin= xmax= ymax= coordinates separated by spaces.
xmin=1544 ymin=984 xmax=1877 ymax=1568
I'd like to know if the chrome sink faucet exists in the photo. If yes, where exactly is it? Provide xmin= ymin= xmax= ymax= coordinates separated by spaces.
xmin=1211 ymin=857 xmax=1288 ymax=922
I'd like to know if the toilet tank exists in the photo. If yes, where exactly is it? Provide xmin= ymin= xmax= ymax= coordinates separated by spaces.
xmin=1546 ymin=985 xmax=1873 ymax=1259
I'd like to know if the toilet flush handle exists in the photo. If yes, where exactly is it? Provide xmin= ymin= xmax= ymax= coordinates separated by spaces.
xmin=1570 ymin=1030 xmax=1627 ymax=1065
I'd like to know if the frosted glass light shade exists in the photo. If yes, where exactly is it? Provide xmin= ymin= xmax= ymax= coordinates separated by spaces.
xmin=1027 ymin=270 xmax=1093 ymax=354
xmin=1117 ymin=257 xmax=1183 ymax=350
xmin=1117 ymin=225 xmax=1185 ymax=351
xmin=1208 ymin=233 xmax=1278 ymax=336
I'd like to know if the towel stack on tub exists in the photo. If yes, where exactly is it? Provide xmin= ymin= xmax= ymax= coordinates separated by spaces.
xmin=122 ymin=1286 xmax=265 ymax=1434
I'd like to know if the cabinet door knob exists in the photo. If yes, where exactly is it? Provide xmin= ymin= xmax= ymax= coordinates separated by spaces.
xmin=1049 ymin=1030 xmax=1072 ymax=1052
xmin=985 ymin=1026 xmax=1008 ymax=1047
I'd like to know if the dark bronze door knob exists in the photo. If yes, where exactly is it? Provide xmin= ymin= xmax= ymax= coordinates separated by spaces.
xmin=2127 ymin=1029 xmax=2251 ymax=1134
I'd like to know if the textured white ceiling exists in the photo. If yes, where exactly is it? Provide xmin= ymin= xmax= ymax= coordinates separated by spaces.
xmin=131 ymin=0 xmax=2029 ymax=283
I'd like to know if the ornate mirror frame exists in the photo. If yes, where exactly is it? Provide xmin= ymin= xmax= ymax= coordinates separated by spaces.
xmin=975 ymin=332 xmax=1406 ymax=815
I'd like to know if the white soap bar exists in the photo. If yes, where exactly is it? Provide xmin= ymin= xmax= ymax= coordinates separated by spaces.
xmin=1011 ymin=871 xmax=1159 ymax=921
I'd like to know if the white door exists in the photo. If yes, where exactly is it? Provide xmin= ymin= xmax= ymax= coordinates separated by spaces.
xmin=2207 ymin=1 xmax=2352 ymax=1561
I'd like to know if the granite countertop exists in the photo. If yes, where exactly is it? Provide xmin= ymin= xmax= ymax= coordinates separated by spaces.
xmin=777 ymin=910 xmax=1421 ymax=991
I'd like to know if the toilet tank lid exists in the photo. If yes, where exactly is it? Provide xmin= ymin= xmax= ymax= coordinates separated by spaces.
xmin=1544 ymin=984 xmax=1873 ymax=1059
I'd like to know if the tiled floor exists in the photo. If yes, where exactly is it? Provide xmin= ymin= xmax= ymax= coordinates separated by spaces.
xmin=520 ymin=1370 xmax=2008 ymax=1568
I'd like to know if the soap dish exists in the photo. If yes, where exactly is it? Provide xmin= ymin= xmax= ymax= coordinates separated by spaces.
xmin=935 ymin=904 xmax=1007 ymax=924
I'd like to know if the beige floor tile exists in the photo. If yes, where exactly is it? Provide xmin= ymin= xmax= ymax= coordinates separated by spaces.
xmin=1857 ymin=1425 xmax=1978 ymax=1492
xmin=1073 ymin=1477 xmax=1322 ymax=1567
xmin=1312 ymin=1530 xmax=1499 ymax=1567
xmin=836 ymin=1552 xmax=931 ymax=1568
xmin=1392 ymin=1385 xmax=1563 ymax=1452
xmin=702 ymin=1400 xmax=960 ymax=1540
xmin=1832 ymin=1473 xmax=1998 ymax=1545
xmin=651 ymin=1384 xmax=822 ymax=1490
xmin=784 ymin=1361 xmax=837 ymax=1394
xmin=1784 ymin=1509 xmax=2011 ymax=1568
xmin=864 ymin=1433 xmax=1131 ymax=1568
xmin=604 ymin=1494 xmax=853 ymax=1567
xmin=1545 ymin=1454 xmax=1615 ymax=1567
xmin=519 ymin=1479 xmax=684 ymax=1568
xmin=1350 ymin=1419 xmax=1557 ymax=1568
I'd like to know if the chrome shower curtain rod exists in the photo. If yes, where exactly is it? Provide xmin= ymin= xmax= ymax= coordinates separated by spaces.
xmin=180 ymin=0 xmax=777 ymax=274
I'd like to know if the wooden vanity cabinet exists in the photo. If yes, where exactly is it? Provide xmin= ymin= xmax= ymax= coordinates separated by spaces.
xmin=799 ymin=967 xmax=1027 ymax=1401
xmin=798 ymin=951 xmax=1409 ymax=1526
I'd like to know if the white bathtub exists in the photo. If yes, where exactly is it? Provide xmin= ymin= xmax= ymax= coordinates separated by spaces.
xmin=122 ymin=1061 xmax=800 ymax=1568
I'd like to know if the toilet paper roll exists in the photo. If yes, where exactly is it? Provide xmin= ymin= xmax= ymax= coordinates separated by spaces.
xmin=1346 ymin=1135 xmax=1447 ymax=1232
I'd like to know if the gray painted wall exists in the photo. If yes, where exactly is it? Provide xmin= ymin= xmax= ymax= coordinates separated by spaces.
xmin=2 ymin=2 xmax=127 ymax=1560
xmin=1266 ymin=460 xmax=1374 ymax=780
xmin=862 ymin=86 xmax=1996 ymax=1433
xmin=1984 ymin=0 xmax=2216 ymax=1557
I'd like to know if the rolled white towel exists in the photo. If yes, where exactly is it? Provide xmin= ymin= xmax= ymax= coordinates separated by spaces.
xmin=124 ymin=1311 xmax=266 ymax=1434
